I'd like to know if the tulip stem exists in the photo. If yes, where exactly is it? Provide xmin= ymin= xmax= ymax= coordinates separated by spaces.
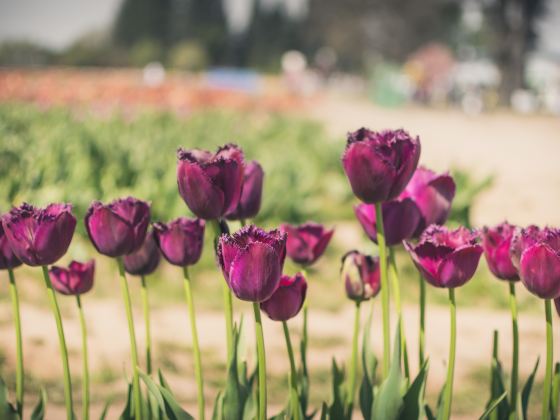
xmin=347 ymin=302 xmax=361 ymax=411
xmin=117 ymin=258 xmax=143 ymax=420
xmin=388 ymin=249 xmax=410 ymax=381
xmin=76 ymin=295 xmax=90 ymax=420
xmin=442 ymin=287 xmax=456 ymax=420
xmin=183 ymin=267 xmax=205 ymax=420
xmin=41 ymin=265 xmax=73 ymax=420
xmin=544 ymin=299 xmax=553 ymax=420
xmin=282 ymin=321 xmax=300 ymax=420
xmin=140 ymin=276 xmax=152 ymax=375
xmin=8 ymin=269 xmax=24 ymax=419
xmin=508 ymin=282 xmax=519 ymax=417
xmin=374 ymin=202 xmax=391 ymax=378
xmin=419 ymin=272 xmax=426 ymax=368
xmin=253 ymin=302 xmax=267 ymax=420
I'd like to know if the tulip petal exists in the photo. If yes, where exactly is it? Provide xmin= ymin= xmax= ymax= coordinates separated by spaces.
xmin=33 ymin=211 xmax=76 ymax=266
xmin=520 ymin=244 xmax=560 ymax=299
xmin=86 ymin=206 xmax=135 ymax=257
xmin=405 ymin=241 xmax=451 ymax=287
xmin=437 ymin=245 xmax=483 ymax=288
xmin=206 ymin=159 xmax=244 ymax=216
xmin=177 ymin=160 xmax=225 ymax=219
xmin=388 ymin=134 xmax=421 ymax=199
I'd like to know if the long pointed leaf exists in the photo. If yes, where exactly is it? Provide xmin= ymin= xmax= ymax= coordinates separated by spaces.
xmin=30 ymin=388 xmax=47 ymax=420
xmin=399 ymin=359 xmax=429 ymax=420
xmin=521 ymin=358 xmax=540 ymax=420
xmin=480 ymin=392 xmax=508 ymax=420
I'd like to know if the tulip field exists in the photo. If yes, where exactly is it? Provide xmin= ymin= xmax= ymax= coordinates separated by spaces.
xmin=1 ymin=94 xmax=560 ymax=420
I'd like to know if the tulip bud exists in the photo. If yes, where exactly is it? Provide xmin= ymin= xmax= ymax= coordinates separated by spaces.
xmin=481 ymin=222 xmax=519 ymax=281
xmin=153 ymin=218 xmax=205 ymax=267
xmin=49 ymin=260 xmax=95 ymax=296
xmin=405 ymin=225 xmax=482 ymax=288
xmin=85 ymin=197 xmax=151 ymax=258
xmin=260 ymin=273 xmax=307 ymax=321
xmin=177 ymin=144 xmax=244 ymax=219
xmin=341 ymin=251 xmax=381 ymax=302
xmin=226 ymin=161 xmax=264 ymax=221
xmin=123 ymin=230 xmax=160 ymax=276
xmin=342 ymin=128 xmax=420 ymax=203
xmin=217 ymin=225 xmax=286 ymax=302
xmin=280 ymin=222 xmax=334 ymax=266
xmin=0 ymin=222 xmax=21 ymax=270
xmin=2 ymin=203 xmax=76 ymax=267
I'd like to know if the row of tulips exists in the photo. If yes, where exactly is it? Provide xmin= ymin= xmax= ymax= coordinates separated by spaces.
xmin=0 ymin=128 xmax=557 ymax=420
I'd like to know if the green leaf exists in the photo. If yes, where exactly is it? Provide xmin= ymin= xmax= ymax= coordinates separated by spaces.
xmin=30 ymin=388 xmax=47 ymax=420
xmin=551 ymin=362 xmax=560 ymax=420
xmin=399 ymin=359 xmax=429 ymax=420
xmin=222 ymin=325 xmax=248 ymax=420
xmin=99 ymin=400 xmax=111 ymax=420
xmin=359 ymin=304 xmax=377 ymax=420
xmin=425 ymin=404 xmax=436 ymax=420
xmin=328 ymin=359 xmax=348 ymax=419
xmin=521 ymin=358 xmax=540 ymax=420
xmin=211 ymin=391 xmax=224 ymax=420
xmin=320 ymin=402 xmax=329 ymax=420
xmin=119 ymin=383 xmax=134 ymax=420
xmin=479 ymin=392 xmax=508 ymax=420
xmin=139 ymin=371 xmax=166 ymax=411
xmin=140 ymin=371 xmax=194 ymax=420
xmin=484 ymin=331 xmax=509 ymax=419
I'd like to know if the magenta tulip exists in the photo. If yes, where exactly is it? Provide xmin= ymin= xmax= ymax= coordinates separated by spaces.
xmin=2 ymin=203 xmax=76 ymax=267
xmin=280 ymin=222 xmax=334 ymax=266
xmin=49 ymin=260 xmax=95 ymax=296
xmin=481 ymin=222 xmax=519 ymax=281
xmin=153 ymin=218 xmax=205 ymax=267
xmin=0 ymin=222 xmax=21 ymax=270
xmin=260 ymin=273 xmax=307 ymax=321
xmin=123 ymin=230 xmax=160 ymax=276
xmin=341 ymin=250 xmax=381 ymax=302
xmin=226 ymin=161 xmax=264 ymax=221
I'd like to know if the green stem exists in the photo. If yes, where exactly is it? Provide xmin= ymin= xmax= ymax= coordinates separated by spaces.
xmin=282 ymin=321 xmax=300 ymax=420
xmin=419 ymin=272 xmax=426 ymax=367
xmin=183 ymin=267 xmax=205 ymax=420
xmin=347 ymin=302 xmax=361 ymax=411
xmin=8 ymin=269 xmax=24 ymax=419
xmin=374 ymin=202 xmax=391 ymax=378
xmin=441 ymin=288 xmax=456 ymax=420
xmin=508 ymin=282 xmax=519 ymax=417
xmin=253 ymin=302 xmax=267 ymax=420
xmin=140 ymin=276 xmax=152 ymax=375
xmin=543 ymin=299 xmax=553 ymax=420
xmin=117 ymin=258 xmax=143 ymax=420
xmin=41 ymin=265 xmax=73 ymax=419
xmin=76 ymin=295 xmax=90 ymax=420
xmin=388 ymin=249 xmax=410 ymax=380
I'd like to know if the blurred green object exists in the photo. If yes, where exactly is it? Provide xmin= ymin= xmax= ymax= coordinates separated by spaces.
xmin=449 ymin=169 xmax=494 ymax=228
xmin=368 ymin=63 xmax=407 ymax=108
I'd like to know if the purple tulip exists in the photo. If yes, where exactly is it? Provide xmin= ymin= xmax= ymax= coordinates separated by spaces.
xmin=123 ymin=230 xmax=161 ymax=276
xmin=341 ymin=250 xmax=381 ymax=302
xmin=481 ymin=222 xmax=519 ymax=281
xmin=260 ymin=273 xmax=307 ymax=321
xmin=85 ymin=197 xmax=150 ymax=258
xmin=399 ymin=166 xmax=456 ymax=236
xmin=342 ymin=128 xmax=421 ymax=204
xmin=354 ymin=199 xmax=421 ymax=246
xmin=153 ymin=218 xmax=205 ymax=267
xmin=510 ymin=226 xmax=560 ymax=299
xmin=2 ymin=203 xmax=76 ymax=267
xmin=226 ymin=161 xmax=264 ymax=221
xmin=217 ymin=225 xmax=286 ymax=302
xmin=177 ymin=144 xmax=245 ymax=220
xmin=405 ymin=225 xmax=483 ymax=288
xmin=280 ymin=222 xmax=334 ymax=266
xmin=49 ymin=260 xmax=95 ymax=296
xmin=0 ymin=222 xmax=21 ymax=270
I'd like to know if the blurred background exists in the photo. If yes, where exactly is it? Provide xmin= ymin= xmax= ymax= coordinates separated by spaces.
xmin=0 ymin=0 xmax=559 ymax=418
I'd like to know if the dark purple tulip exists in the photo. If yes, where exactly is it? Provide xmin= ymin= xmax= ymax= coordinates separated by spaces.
xmin=280 ymin=222 xmax=334 ymax=266
xmin=123 ymin=230 xmax=161 ymax=276
xmin=510 ymin=226 xmax=560 ymax=299
xmin=481 ymin=222 xmax=519 ymax=281
xmin=404 ymin=225 xmax=483 ymax=288
xmin=226 ymin=161 xmax=264 ymax=221
xmin=0 ymin=222 xmax=21 ymax=270
xmin=354 ymin=199 xmax=421 ymax=246
xmin=85 ymin=197 xmax=150 ymax=258
xmin=153 ymin=218 xmax=205 ymax=267
xmin=260 ymin=273 xmax=307 ymax=321
xmin=217 ymin=225 xmax=286 ymax=302
xmin=399 ymin=166 xmax=456 ymax=236
xmin=177 ymin=144 xmax=244 ymax=220
xmin=49 ymin=260 xmax=95 ymax=295
xmin=341 ymin=250 xmax=381 ymax=302
xmin=2 ymin=203 xmax=76 ymax=267
xmin=342 ymin=128 xmax=421 ymax=204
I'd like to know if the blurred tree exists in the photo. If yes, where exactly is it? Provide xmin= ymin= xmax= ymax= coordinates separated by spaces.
xmin=113 ymin=0 xmax=173 ymax=47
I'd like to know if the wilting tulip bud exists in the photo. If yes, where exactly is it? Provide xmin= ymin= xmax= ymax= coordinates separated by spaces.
xmin=405 ymin=225 xmax=482 ymax=288
xmin=153 ymin=218 xmax=205 ymax=267
xmin=226 ymin=161 xmax=264 ymax=221
xmin=2 ymin=203 xmax=76 ymax=267
xmin=260 ymin=273 xmax=307 ymax=321
xmin=481 ymin=222 xmax=519 ymax=281
xmin=177 ymin=144 xmax=244 ymax=219
xmin=280 ymin=222 xmax=334 ymax=266
xmin=217 ymin=225 xmax=286 ymax=302
xmin=510 ymin=226 xmax=560 ymax=299
xmin=354 ymin=199 xmax=421 ymax=246
xmin=85 ymin=197 xmax=150 ymax=258
xmin=0 ymin=222 xmax=21 ymax=270
xmin=399 ymin=167 xmax=456 ymax=236
xmin=341 ymin=251 xmax=381 ymax=302
xmin=49 ymin=260 xmax=95 ymax=296
xmin=342 ymin=128 xmax=421 ymax=204
xmin=123 ymin=230 xmax=160 ymax=276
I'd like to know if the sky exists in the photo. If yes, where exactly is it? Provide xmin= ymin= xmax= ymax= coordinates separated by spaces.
xmin=0 ymin=0 xmax=558 ymax=55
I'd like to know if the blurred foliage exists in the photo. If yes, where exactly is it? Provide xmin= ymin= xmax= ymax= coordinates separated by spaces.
xmin=167 ymin=41 xmax=208 ymax=72
xmin=129 ymin=39 xmax=163 ymax=67
xmin=449 ymin=168 xmax=494 ymax=228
